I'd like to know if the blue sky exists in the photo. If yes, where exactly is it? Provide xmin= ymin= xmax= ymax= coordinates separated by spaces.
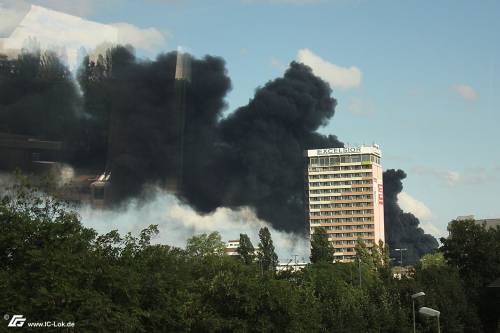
xmin=3 ymin=0 xmax=500 ymax=238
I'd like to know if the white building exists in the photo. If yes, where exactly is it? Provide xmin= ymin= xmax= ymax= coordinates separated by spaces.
xmin=276 ymin=262 xmax=307 ymax=272
xmin=305 ymin=144 xmax=385 ymax=262
xmin=224 ymin=240 xmax=240 ymax=256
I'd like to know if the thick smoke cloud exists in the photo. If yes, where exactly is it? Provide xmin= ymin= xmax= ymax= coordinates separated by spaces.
xmin=383 ymin=169 xmax=439 ymax=264
xmin=183 ymin=61 xmax=342 ymax=231
xmin=78 ymin=47 xmax=341 ymax=232
xmin=1 ymin=47 xmax=438 ymax=260
xmin=0 ymin=50 xmax=81 ymax=144
xmin=78 ymin=190 xmax=309 ymax=261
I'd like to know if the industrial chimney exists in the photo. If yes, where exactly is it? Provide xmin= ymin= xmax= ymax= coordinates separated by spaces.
xmin=166 ymin=48 xmax=191 ymax=194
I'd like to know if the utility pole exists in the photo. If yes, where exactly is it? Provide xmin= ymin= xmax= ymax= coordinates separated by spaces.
xmin=395 ymin=248 xmax=407 ymax=266
xmin=356 ymin=255 xmax=362 ymax=287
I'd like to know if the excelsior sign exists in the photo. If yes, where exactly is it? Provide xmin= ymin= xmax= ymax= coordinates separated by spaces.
xmin=307 ymin=145 xmax=381 ymax=157
xmin=316 ymin=147 xmax=361 ymax=155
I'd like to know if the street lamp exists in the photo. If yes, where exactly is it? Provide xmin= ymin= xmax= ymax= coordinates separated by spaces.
xmin=411 ymin=292 xmax=425 ymax=333
xmin=419 ymin=307 xmax=440 ymax=333
xmin=395 ymin=248 xmax=407 ymax=266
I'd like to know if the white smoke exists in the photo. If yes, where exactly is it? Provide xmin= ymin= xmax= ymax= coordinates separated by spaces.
xmin=77 ymin=190 xmax=310 ymax=262
xmin=54 ymin=163 xmax=75 ymax=187
xmin=0 ymin=172 xmax=16 ymax=192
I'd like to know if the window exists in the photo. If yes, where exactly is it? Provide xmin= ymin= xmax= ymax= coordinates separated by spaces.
xmin=329 ymin=156 xmax=340 ymax=165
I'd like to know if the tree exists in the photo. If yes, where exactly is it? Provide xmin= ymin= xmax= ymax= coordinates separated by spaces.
xmin=440 ymin=219 xmax=500 ymax=332
xmin=257 ymin=227 xmax=278 ymax=272
xmin=237 ymin=233 xmax=255 ymax=265
xmin=413 ymin=264 xmax=482 ymax=333
xmin=310 ymin=227 xmax=334 ymax=264
xmin=185 ymin=231 xmax=226 ymax=257
xmin=354 ymin=238 xmax=372 ymax=266
xmin=419 ymin=252 xmax=446 ymax=270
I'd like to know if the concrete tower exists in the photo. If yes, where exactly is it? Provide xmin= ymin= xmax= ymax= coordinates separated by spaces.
xmin=166 ymin=49 xmax=191 ymax=194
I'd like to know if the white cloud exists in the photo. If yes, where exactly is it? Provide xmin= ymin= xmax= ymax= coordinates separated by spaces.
xmin=444 ymin=170 xmax=461 ymax=185
xmin=112 ymin=22 xmax=168 ymax=53
xmin=412 ymin=166 xmax=461 ymax=186
xmin=78 ymin=190 xmax=309 ymax=262
xmin=419 ymin=222 xmax=443 ymax=240
xmin=267 ymin=0 xmax=324 ymax=3
xmin=397 ymin=191 xmax=446 ymax=239
xmin=1 ymin=4 xmax=170 ymax=70
xmin=1 ymin=5 xmax=119 ymax=70
xmin=347 ymin=97 xmax=374 ymax=116
xmin=412 ymin=166 xmax=498 ymax=187
xmin=452 ymin=84 xmax=478 ymax=101
xmin=270 ymin=57 xmax=286 ymax=71
xmin=397 ymin=192 xmax=433 ymax=220
xmin=243 ymin=0 xmax=325 ymax=4
xmin=296 ymin=48 xmax=361 ymax=89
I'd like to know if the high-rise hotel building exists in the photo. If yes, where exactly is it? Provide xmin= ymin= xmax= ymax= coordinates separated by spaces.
xmin=305 ymin=145 xmax=385 ymax=261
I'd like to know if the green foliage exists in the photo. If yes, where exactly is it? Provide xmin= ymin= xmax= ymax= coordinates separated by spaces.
xmin=236 ymin=233 xmax=255 ymax=265
xmin=354 ymin=239 xmax=390 ymax=275
xmin=441 ymin=219 xmax=500 ymax=332
xmin=310 ymin=226 xmax=334 ymax=263
xmin=441 ymin=219 xmax=500 ymax=291
xmin=302 ymin=263 xmax=410 ymax=333
xmin=185 ymin=231 xmax=226 ymax=257
xmin=420 ymin=252 xmax=446 ymax=270
xmin=354 ymin=238 xmax=372 ymax=264
xmin=257 ymin=227 xmax=278 ymax=272
xmin=413 ymin=265 xmax=482 ymax=333
xmin=0 ymin=184 xmax=494 ymax=332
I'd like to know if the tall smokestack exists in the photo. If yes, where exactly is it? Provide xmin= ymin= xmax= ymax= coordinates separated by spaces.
xmin=175 ymin=48 xmax=191 ymax=82
xmin=167 ymin=48 xmax=191 ymax=193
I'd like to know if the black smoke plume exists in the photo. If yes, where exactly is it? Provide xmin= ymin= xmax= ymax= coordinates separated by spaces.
xmin=383 ymin=169 xmax=439 ymax=264
xmin=1 ymin=46 xmax=438 ymax=258
xmin=76 ymin=46 xmax=341 ymax=232
xmin=0 ymin=50 xmax=81 ymax=144
xmin=182 ymin=61 xmax=342 ymax=231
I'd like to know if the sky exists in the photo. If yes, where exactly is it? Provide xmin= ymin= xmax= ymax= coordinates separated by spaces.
xmin=1 ymin=0 xmax=499 ymax=240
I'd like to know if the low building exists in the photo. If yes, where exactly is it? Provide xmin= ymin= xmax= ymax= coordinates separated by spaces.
xmin=456 ymin=215 xmax=500 ymax=230
xmin=0 ymin=132 xmax=62 ymax=172
xmin=225 ymin=240 xmax=240 ymax=256
xmin=276 ymin=261 xmax=307 ymax=272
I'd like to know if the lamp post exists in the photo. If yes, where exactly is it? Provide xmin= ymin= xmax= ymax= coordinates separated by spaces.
xmin=419 ymin=307 xmax=440 ymax=333
xmin=411 ymin=292 xmax=425 ymax=333
xmin=395 ymin=248 xmax=407 ymax=266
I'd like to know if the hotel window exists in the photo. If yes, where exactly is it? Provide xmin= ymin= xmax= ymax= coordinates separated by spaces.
xmin=341 ymin=156 xmax=351 ymax=163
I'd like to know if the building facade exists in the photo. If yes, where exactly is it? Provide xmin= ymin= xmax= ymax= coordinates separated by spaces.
xmin=224 ymin=240 xmax=240 ymax=256
xmin=305 ymin=144 xmax=385 ymax=261
xmin=456 ymin=215 xmax=500 ymax=230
